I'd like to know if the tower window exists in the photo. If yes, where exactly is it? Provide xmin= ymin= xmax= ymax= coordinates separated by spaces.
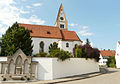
xmin=66 ymin=43 xmax=69 ymax=47
xmin=60 ymin=24 xmax=64 ymax=28
xmin=60 ymin=17 xmax=64 ymax=20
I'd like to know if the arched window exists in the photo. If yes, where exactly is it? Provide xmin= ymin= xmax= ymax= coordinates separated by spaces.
xmin=9 ymin=60 xmax=14 ymax=74
xmin=66 ymin=43 xmax=69 ymax=47
xmin=40 ymin=41 xmax=44 ymax=52
xmin=24 ymin=60 xmax=28 ymax=74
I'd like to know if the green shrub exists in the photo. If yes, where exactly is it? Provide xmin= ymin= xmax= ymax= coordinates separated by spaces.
xmin=107 ymin=56 xmax=116 ymax=67
xmin=49 ymin=42 xmax=60 ymax=57
xmin=56 ymin=50 xmax=72 ymax=61
xmin=34 ymin=52 xmax=47 ymax=57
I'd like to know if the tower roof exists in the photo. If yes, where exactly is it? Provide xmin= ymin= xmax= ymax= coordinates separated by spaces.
xmin=55 ymin=3 xmax=68 ymax=30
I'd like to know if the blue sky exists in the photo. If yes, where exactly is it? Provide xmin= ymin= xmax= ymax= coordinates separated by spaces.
xmin=0 ymin=0 xmax=120 ymax=50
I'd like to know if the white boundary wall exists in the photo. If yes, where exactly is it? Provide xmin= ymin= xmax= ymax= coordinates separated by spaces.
xmin=32 ymin=57 xmax=99 ymax=80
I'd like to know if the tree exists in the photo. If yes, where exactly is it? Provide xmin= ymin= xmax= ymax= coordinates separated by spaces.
xmin=86 ymin=38 xmax=91 ymax=45
xmin=107 ymin=56 xmax=116 ymax=67
xmin=1 ymin=22 xmax=33 ymax=56
xmin=73 ymin=44 xmax=100 ymax=62
xmin=49 ymin=42 xmax=60 ymax=57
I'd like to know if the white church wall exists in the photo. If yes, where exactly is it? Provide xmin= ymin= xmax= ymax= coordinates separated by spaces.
xmin=32 ymin=37 xmax=61 ymax=55
xmin=32 ymin=37 xmax=81 ymax=55
xmin=115 ymin=42 xmax=120 ymax=68
xmin=33 ymin=57 xmax=99 ymax=80
xmin=59 ymin=41 xmax=81 ymax=53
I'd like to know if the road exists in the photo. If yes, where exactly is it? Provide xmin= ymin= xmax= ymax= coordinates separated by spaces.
xmin=58 ymin=68 xmax=120 ymax=84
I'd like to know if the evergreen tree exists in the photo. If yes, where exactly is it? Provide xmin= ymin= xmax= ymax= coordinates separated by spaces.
xmin=1 ymin=22 xmax=33 ymax=56
xmin=86 ymin=38 xmax=91 ymax=45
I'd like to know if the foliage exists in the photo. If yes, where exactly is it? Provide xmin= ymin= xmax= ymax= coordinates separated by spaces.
xmin=107 ymin=56 xmax=116 ymax=68
xmin=34 ymin=52 xmax=47 ymax=57
xmin=49 ymin=42 xmax=60 ymax=57
xmin=86 ymin=38 xmax=91 ymax=45
xmin=56 ymin=50 xmax=72 ymax=61
xmin=73 ymin=44 xmax=100 ymax=62
xmin=49 ymin=42 xmax=71 ymax=61
xmin=1 ymin=22 xmax=33 ymax=56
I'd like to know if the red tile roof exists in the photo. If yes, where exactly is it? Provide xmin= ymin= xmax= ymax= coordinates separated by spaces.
xmin=18 ymin=23 xmax=82 ymax=41
xmin=118 ymin=41 xmax=120 ymax=45
xmin=61 ymin=30 xmax=81 ymax=41
xmin=100 ymin=50 xmax=115 ymax=57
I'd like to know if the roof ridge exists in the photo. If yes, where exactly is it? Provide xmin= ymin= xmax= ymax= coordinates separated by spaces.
xmin=18 ymin=23 xmax=59 ymax=28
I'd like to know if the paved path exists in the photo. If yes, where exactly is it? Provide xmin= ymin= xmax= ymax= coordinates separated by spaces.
xmin=59 ymin=68 xmax=120 ymax=84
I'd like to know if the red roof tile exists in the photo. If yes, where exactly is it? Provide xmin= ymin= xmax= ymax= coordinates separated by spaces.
xmin=61 ymin=30 xmax=81 ymax=41
xmin=100 ymin=50 xmax=115 ymax=57
xmin=18 ymin=23 xmax=81 ymax=41
xmin=19 ymin=23 xmax=62 ymax=39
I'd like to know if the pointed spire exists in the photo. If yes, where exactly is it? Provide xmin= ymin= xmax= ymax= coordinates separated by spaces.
xmin=55 ymin=3 xmax=68 ymax=30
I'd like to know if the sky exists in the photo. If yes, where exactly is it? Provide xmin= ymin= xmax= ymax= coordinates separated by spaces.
xmin=0 ymin=0 xmax=120 ymax=50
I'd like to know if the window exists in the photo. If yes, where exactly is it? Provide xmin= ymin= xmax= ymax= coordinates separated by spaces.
xmin=60 ymin=24 xmax=64 ymax=29
xmin=66 ymin=43 xmax=69 ymax=47
xmin=40 ymin=41 xmax=44 ymax=52
xmin=60 ymin=17 xmax=64 ymax=20
xmin=47 ymin=31 xmax=51 ymax=34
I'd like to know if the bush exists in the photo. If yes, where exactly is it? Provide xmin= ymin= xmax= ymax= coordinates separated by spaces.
xmin=73 ymin=44 xmax=100 ymax=62
xmin=49 ymin=42 xmax=60 ymax=57
xmin=55 ymin=50 xmax=72 ymax=61
xmin=34 ymin=52 xmax=47 ymax=57
xmin=107 ymin=56 xmax=116 ymax=67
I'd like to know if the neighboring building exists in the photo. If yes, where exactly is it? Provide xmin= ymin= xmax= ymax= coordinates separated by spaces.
xmin=0 ymin=38 xmax=1 ymax=55
xmin=115 ymin=41 xmax=120 ymax=68
xmin=99 ymin=50 xmax=115 ymax=66
xmin=18 ymin=4 xmax=82 ymax=55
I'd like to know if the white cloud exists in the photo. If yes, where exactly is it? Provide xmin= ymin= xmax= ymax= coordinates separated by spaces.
xmin=82 ymin=26 xmax=89 ymax=29
xmin=26 ymin=5 xmax=31 ymax=9
xmin=33 ymin=3 xmax=42 ymax=7
xmin=69 ymin=23 xmax=78 ymax=27
xmin=0 ymin=0 xmax=45 ymax=36
xmin=21 ymin=0 xmax=26 ymax=2
xmin=19 ymin=15 xmax=45 ymax=25
xmin=78 ymin=26 xmax=93 ymax=36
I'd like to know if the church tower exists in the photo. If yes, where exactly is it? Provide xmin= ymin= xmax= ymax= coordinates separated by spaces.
xmin=55 ymin=3 xmax=68 ymax=30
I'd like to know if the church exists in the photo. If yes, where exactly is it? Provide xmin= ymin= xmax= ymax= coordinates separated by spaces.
xmin=0 ymin=4 xmax=99 ymax=81
xmin=19 ymin=4 xmax=82 ymax=55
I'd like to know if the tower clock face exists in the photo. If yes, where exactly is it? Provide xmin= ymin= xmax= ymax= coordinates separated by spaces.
xmin=60 ymin=17 xmax=64 ymax=20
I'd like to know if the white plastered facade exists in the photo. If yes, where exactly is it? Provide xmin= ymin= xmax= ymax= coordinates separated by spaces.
xmin=32 ymin=37 xmax=81 ymax=55
xmin=115 ymin=42 xmax=120 ymax=68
